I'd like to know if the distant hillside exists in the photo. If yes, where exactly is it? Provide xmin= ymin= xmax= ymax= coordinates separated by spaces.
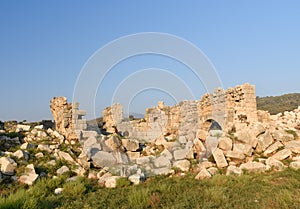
xmin=257 ymin=93 xmax=300 ymax=115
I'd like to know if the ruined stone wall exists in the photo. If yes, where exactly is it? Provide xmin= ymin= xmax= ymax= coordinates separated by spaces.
xmin=198 ymin=83 xmax=257 ymax=131
xmin=103 ymin=83 xmax=258 ymax=142
xmin=102 ymin=103 xmax=123 ymax=133
xmin=50 ymin=97 xmax=87 ymax=141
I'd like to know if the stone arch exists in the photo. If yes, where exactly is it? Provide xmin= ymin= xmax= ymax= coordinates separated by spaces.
xmin=202 ymin=119 xmax=222 ymax=132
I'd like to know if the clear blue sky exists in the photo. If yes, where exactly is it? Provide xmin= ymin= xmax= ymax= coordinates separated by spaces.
xmin=1 ymin=1 xmax=300 ymax=121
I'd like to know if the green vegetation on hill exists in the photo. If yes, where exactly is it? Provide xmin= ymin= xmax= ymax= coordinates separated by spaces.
xmin=1 ymin=169 xmax=300 ymax=208
xmin=257 ymin=93 xmax=300 ymax=115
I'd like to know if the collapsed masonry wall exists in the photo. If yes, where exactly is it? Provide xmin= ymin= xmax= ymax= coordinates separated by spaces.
xmin=102 ymin=83 xmax=258 ymax=142
xmin=50 ymin=97 xmax=87 ymax=141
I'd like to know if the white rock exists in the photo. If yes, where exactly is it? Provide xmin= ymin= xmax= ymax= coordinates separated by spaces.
xmin=34 ymin=125 xmax=44 ymax=130
xmin=218 ymin=137 xmax=232 ymax=151
xmin=56 ymin=166 xmax=70 ymax=175
xmin=213 ymin=148 xmax=228 ymax=168
xmin=265 ymin=157 xmax=285 ymax=170
xmin=16 ymin=124 xmax=31 ymax=132
xmin=54 ymin=188 xmax=64 ymax=195
xmin=160 ymin=149 xmax=173 ymax=160
xmin=35 ymin=152 xmax=44 ymax=158
xmin=207 ymin=167 xmax=219 ymax=176
xmin=91 ymin=151 xmax=117 ymax=168
xmin=257 ymin=131 xmax=273 ymax=152
xmin=263 ymin=141 xmax=284 ymax=156
xmin=13 ymin=150 xmax=29 ymax=160
xmin=20 ymin=142 xmax=35 ymax=150
xmin=226 ymin=151 xmax=245 ymax=160
xmin=128 ymin=173 xmax=145 ymax=185
xmin=285 ymin=141 xmax=300 ymax=153
xmin=18 ymin=164 xmax=38 ymax=185
xmin=271 ymin=149 xmax=292 ymax=161
xmin=289 ymin=161 xmax=300 ymax=170
xmin=152 ymin=167 xmax=174 ymax=176
xmin=240 ymin=162 xmax=266 ymax=173
xmin=0 ymin=157 xmax=17 ymax=175
xmin=37 ymin=144 xmax=52 ymax=153
xmin=195 ymin=168 xmax=212 ymax=180
xmin=233 ymin=143 xmax=253 ymax=157
xmin=58 ymin=151 xmax=76 ymax=164
xmin=105 ymin=176 xmax=121 ymax=188
xmin=173 ymin=160 xmax=190 ymax=172
xmin=154 ymin=156 xmax=171 ymax=168
xmin=226 ymin=165 xmax=243 ymax=176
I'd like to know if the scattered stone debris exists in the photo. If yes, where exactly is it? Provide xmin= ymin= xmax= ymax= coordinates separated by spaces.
xmin=2 ymin=83 xmax=300 ymax=188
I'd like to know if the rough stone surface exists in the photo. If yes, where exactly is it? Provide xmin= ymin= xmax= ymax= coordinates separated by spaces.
xmin=195 ymin=168 xmax=212 ymax=180
xmin=226 ymin=151 xmax=245 ymax=160
xmin=257 ymin=132 xmax=273 ymax=152
xmin=50 ymin=97 xmax=87 ymax=141
xmin=0 ymin=157 xmax=17 ymax=175
xmin=57 ymin=166 xmax=70 ymax=175
xmin=121 ymin=138 xmax=139 ymax=151
xmin=154 ymin=156 xmax=171 ymax=168
xmin=285 ymin=141 xmax=300 ymax=153
xmin=173 ymin=160 xmax=190 ymax=172
xmin=264 ymin=141 xmax=284 ymax=156
xmin=240 ymin=162 xmax=266 ymax=173
xmin=233 ymin=143 xmax=253 ymax=156
xmin=226 ymin=165 xmax=243 ymax=176
xmin=218 ymin=137 xmax=232 ymax=151
xmin=91 ymin=151 xmax=116 ymax=168
xmin=289 ymin=161 xmax=300 ymax=170
xmin=266 ymin=157 xmax=285 ymax=170
xmin=271 ymin=149 xmax=292 ymax=161
xmin=213 ymin=148 xmax=228 ymax=168
xmin=105 ymin=176 xmax=121 ymax=188
xmin=58 ymin=151 xmax=76 ymax=164
xmin=19 ymin=164 xmax=38 ymax=185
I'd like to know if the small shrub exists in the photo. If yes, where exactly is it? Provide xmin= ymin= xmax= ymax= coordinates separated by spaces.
xmin=116 ymin=177 xmax=131 ymax=188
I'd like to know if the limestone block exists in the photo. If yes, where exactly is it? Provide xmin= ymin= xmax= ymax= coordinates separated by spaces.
xmin=195 ymin=168 xmax=212 ymax=180
xmin=256 ymin=131 xmax=273 ymax=152
xmin=226 ymin=165 xmax=242 ymax=176
xmin=226 ymin=151 xmax=245 ymax=160
xmin=173 ymin=160 xmax=190 ymax=172
xmin=285 ymin=141 xmax=300 ymax=153
xmin=154 ymin=156 xmax=171 ymax=168
xmin=233 ymin=143 xmax=253 ymax=156
xmin=121 ymin=139 xmax=139 ymax=151
xmin=213 ymin=148 xmax=228 ymax=168
xmin=91 ymin=151 xmax=117 ymax=168
xmin=263 ymin=141 xmax=284 ymax=156
xmin=218 ymin=137 xmax=232 ymax=151
xmin=57 ymin=166 xmax=70 ymax=175
xmin=0 ymin=157 xmax=17 ymax=175
xmin=240 ymin=162 xmax=266 ymax=173
xmin=271 ymin=149 xmax=292 ymax=161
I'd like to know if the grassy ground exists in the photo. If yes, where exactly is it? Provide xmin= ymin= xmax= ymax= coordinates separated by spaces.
xmin=1 ymin=168 xmax=300 ymax=209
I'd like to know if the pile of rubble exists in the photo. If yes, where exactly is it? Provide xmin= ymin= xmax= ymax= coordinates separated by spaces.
xmin=2 ymin=83 xmax=300 ymax=190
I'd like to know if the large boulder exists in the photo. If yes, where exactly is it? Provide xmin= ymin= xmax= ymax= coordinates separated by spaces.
xmin=256 ymin=132 xmax=273 ymax=153
xmin=91 ymin=151 xmax=117 ymax=168
xmin=153 ymin=156 xmax=171 ymax=168
xmin=0 ymin=157 xmax=17 ymax=176
xmin=19 ymin=164 xmax=39 ymax=185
